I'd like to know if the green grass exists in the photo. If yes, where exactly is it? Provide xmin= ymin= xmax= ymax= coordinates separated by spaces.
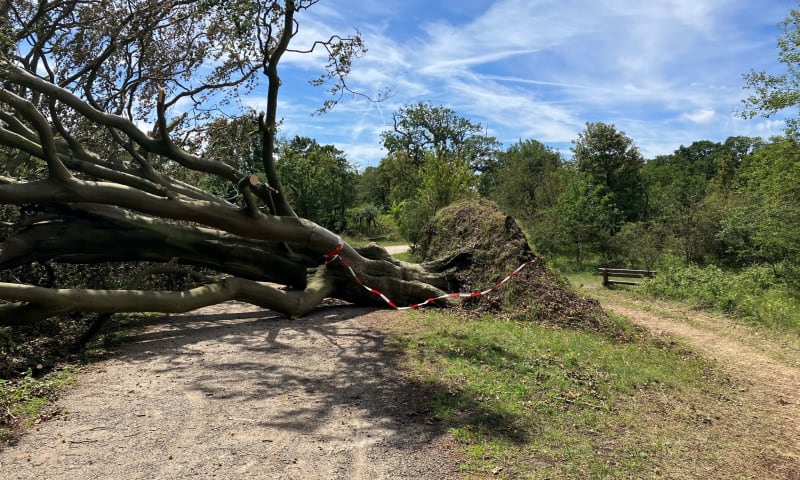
xmin=341 ymin=234 xmax=407 ymax=248
xmin=562 ymin=271 xmax=602 ymax=289
xmin=393 ymin=251 xmax=412 ymax=262
xmin=390 ymin=311 xmax=712 ymax=478
xmin=0 ymin=367 xmax=77 ymax=442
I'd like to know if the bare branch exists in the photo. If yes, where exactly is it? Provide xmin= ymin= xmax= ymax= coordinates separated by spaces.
xmin=2 ymin=64 xmax=254 ymax=189
xmin=0 ymin=85 xmax=72 ymax=182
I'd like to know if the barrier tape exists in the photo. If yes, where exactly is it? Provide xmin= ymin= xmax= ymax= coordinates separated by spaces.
xmin=324 ymin=237 xmax=534 ymax=310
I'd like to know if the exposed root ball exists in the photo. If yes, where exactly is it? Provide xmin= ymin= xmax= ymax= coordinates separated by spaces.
xmin=415 ymin=200 xmax=614 ymax=333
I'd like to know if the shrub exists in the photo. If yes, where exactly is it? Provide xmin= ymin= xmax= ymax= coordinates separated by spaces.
xmin=640 ymin=258 xmax=800 ymax=332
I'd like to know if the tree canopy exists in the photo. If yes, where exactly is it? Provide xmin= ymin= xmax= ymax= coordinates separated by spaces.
xmin=741 ymin=2 xmax=800 ymax=137
xmin=381 ymin=102 xmax=499 ymax=170
xmin=572 ymin=122 xmax=645 ymax=224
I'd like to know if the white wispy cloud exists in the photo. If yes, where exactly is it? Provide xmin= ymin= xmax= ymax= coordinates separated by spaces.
xmin=682 ymin=108 xmax=717 ymax=124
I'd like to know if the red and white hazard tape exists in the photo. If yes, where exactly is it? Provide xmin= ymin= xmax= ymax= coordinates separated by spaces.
xmin=324 ymin=237 xmax=533 ymax=310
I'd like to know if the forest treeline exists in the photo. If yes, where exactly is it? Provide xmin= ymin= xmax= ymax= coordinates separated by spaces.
xmin=274 ymin=108 xmax=798 ymax=329
xmin=268 ymin=105 xmax=796 ymax=277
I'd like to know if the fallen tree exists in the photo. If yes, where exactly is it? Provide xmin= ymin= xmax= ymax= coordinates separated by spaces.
xmin=0 ymin=0 xmax=472 ymax=324
xmin=0 ymin=1 xmax=602 ymax=330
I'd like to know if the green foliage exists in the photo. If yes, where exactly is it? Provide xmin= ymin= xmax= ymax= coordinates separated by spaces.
xmin=740 ymin=3 xmax=800 ymax=137
xmin=356 ymin=152 xmax=420 ymax=209
xmin=391 ymin=198 xmax=435 ymax=243
xmin=347 ymin=203 xmax=386 ymax=238
xmin=639 ymin=137 xmax=760 ymax=265
xmin=381 ymin=102 xmax=500 ymax=169
xmin=725 ymin=138 xmax=800 ymax=269
xmin=275 ymin=136 xmax=357 ymax=231
xmin=389 ymin=148 xmax=478 ymax=243
xmin=538 ymin=167 xmax=619 ymax=266
xmin=371 ymin=104 xmax=494 ymax=242
xmin=572 ymin=122 xmax=645 ymax=223
xmin=0 ymin=368 xmax=76 ymax=442
xmin=487 ymin=139 xmax=563 ymax=225
xmin=640 ymin=258 xmax=800 ymax=333
xmin=199 ymin=114 xmax=263 ymax=198
xmin=419 ymin=150 xmax=477 ymax=213
xmin=607 ymin=221 xmax=678 ymax=269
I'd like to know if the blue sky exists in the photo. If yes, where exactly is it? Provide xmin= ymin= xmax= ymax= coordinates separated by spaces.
xmin=243 ymin=0 xmax=795 ymax=168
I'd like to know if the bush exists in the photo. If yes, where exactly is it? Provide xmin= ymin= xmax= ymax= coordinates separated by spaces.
xmin=607 ymin=221 xmax=680 ymax=269
xmin=640 ymin=258 xmax=800 ymax=332
xmin=392 ymin=199 xmax=435 ymax=244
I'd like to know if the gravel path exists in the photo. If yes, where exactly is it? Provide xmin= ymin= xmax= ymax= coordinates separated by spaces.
xmin=381 ymin=245 xmax=410 ymax=255
xmin=0 ymin=303 xmax=461 ymax=479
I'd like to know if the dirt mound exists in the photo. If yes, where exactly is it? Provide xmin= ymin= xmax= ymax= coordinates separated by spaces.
xmin=415 ymin=200 xmax=612 ymax=332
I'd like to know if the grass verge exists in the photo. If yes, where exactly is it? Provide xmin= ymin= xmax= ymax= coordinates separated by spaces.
xmin=637 ymin=262 xmax=800 ymax=334
xmin=392 ymin=251 xmax=412 ymax=262
xmin=0 ymin=312 xmax=147 ymax=444
xmin=0 ymin=367 xmax=77 ymax=443
xmin=386 ymin=311 xmax=724 ymax=479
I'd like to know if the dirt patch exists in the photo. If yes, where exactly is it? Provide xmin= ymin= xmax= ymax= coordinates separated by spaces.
xmin=0 ymin=302 xmax=462 ymax=479
xmin=599 ymin=296 xmax=800 ymax=479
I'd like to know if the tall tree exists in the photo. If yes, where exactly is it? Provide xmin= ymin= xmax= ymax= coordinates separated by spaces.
xmin=541 ymin=166 xmax=618 ymax=266
xmin=642 ymin=137 xmax=761 ymax=263
xmin=360 ymin=151 xmax=420 ymax=211
xmin=488 ymin=139 xmax=562 ymax=226
xmin=381 ymin=102 xmax=499 ymax=170
xmin=378 ymin=103 xmax=496 ymax=242
xmin=721 ymin=138 xmax=800 ymax=269
xmin=740 ymin=2 xmax=800 ymax=137
xmin=276 ymin=136 xmax=356 ymax=230
xmin=572 ymin=122 xmax=645 ymax=223
xmin=0 ymin=0 xmax=475 ymax=324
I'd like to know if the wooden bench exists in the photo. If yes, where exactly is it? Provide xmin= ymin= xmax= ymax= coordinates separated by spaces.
xmin=598 ymin=268 xmax=656 ymax=287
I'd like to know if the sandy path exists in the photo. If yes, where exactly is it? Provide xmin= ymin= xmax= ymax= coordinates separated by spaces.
xmin=600 ymin=296 xmax=800 ymax=477
xmin=603 ymin=300 xmax=800 ymax=402
xmin=382 ymin=245 xmax=410 ymax=255
xmin=0 ymin=302 xmax=460 ymax=479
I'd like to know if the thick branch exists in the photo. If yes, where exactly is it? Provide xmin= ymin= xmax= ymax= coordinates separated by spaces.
xmin=0 ymin=209 xmax=312 ymax=287
xmin=0 ymin=86 xmax=72 ymax=181
xmin=0 ymin=272 xmax=335 ymax=325
xmin=258 ymin=3 xmax=298 ymax=217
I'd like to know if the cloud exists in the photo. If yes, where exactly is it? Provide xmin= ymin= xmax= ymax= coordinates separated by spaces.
xmin=682 ymin=108 xmax=717 ymax=124
xmin=333 ymin=142 xmax=388 ymax=170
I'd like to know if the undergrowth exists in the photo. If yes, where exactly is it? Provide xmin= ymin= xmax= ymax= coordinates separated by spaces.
xmin=0 ymin=313 xmax=145 ymax=444
xmin=638 ymin=259 xmax=800 ymax=334
xmin=0 ymin=367 xmax=76 ymax=443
